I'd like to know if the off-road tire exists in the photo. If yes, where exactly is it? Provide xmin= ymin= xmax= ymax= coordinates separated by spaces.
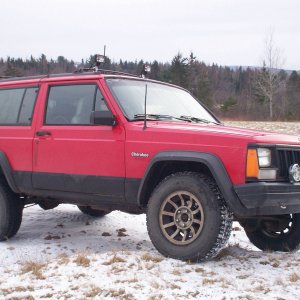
xmin=0 ymin=179 xmax=23 ymax=241
xmin=146 ymin=172 xmax=233 ymax=262
xmin=77 ymin=205 xmax=110 ymax=217
xmin=241 ymin=214 xmax=300 ymax=252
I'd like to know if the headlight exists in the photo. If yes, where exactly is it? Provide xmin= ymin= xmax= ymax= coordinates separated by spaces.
xmin=246 ymin=147 xmax=276 ymax=180
xmin=257 ymin=148 xmax=271 ymax=167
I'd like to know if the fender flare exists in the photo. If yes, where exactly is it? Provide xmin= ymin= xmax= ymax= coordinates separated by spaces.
xmin=0 ymin=152 xmax=20 ymax=193
xmin=137 ymin=150 xmax=247 ymax=215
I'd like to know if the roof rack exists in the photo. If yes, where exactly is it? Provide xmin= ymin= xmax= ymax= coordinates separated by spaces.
xmin=0 ymin=74 xmax=48 ymax=82
xmin=74 ymin=67 xmax=139 ymax=78
xmin=0 ymin=69 xmax=140 ymax=83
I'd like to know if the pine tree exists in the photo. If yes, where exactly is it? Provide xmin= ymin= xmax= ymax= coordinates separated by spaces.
xmin=170 ymin=53 xmax=188 ymax=87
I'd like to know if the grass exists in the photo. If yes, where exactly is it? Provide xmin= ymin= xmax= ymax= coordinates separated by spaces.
xmin=202 ymin=278 xmax=218 ymax=285
xmin=57 ymin=253 xmax=70 ymax=265
xmin=252 ymin=285 xmax=271 ymax=294
xmin=115 ymin=278 xmax=138 ymax=284
xmin=102 ymin=254 xmax=126 ymax=265
xmin=73 ymin=253 xmax=90 ymax=267
xmin=169 ymin=283 xmax=181 ymax=290
xmin=289 ymin=272 xmax=300 ymax=282
xmin=110 ymin=265 xmax=127 ymax=274
xmin=202 ymin=276 xmax=231 ymax=287
xmin=148 ymin=294 xmax=164 ymax=300
xmin=271 ymin=262 xmax=280 ymax=268
xmin=141 ymin=253 xmax=163 ymax=263
xmin=105 ymin=288 xmax=134 ymax=299
xmin=194 ymin=267 xmax=205 ymax=273
xmin=85 ymin=285 xmax=103 ymax=298
xmin=41 ymin=293 xmax=54 ymax=298
xmin=21 ymin=261 xmax=46 ymax=280
xmin=150 ymin=281 xmax=161 ymax=289
xmin=171 ymin=269 xmax=181 ymax=276
xmin=187 ymin=291 xmax=200 ymax=298
xmin=73 ymin=273 xmax=86 ymax=279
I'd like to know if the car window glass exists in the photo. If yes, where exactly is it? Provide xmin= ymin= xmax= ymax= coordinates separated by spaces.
xmin=106 ymin=79 xmax=217 ymax=123
xmin=45 ymin=84 xmax=98 ymax=125
xmin=18 ymin=87 xmax=39 ymax=124
xmin=95 ymin=88 xmax=109 ymax=112
xmin=0 ymin=88 xmax=25 ymax=124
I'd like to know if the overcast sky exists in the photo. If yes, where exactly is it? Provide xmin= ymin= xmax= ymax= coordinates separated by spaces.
xmin=0 ymin=0 xmax=299 ymax=69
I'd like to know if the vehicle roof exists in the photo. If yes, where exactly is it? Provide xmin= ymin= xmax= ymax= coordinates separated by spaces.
xmin=0 ymin=70 xmax=183 ymax=90
xmin=0 ymin=71 xmax=136 ymax=86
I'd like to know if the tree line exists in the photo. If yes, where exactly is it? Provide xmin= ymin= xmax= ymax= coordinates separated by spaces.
xmin=0 ymin=53 xmax=299 ymax=121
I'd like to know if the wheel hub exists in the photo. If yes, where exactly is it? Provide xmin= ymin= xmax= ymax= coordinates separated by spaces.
xmin=175 ymin=207 xmax=193 ymax=229
xmin=159 ymin=191 xmax=204 ymax=245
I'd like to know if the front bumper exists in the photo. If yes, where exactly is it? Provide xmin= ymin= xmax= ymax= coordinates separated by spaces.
xmin=234 ymin=182 xmax=300 ymax=216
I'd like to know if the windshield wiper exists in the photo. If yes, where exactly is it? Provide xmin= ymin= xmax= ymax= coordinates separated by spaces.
xmin=180 ymin=115 xmax=220 ymax=125
xmin=133 ymin=114 xmax=191 ymax=122
xmin=132 ymin=114 xmax=220 ymax=124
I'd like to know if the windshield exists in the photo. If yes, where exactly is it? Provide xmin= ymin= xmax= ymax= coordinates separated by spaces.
xmin=106 ymin=79 xmax=218 ymax=123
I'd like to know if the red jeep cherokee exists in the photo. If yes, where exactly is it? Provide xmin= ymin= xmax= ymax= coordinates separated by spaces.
xmin=0 ymin=70 xmax=300 ymax=261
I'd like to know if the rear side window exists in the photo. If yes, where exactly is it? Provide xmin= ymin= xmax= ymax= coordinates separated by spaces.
xmin=45 ymin=84 xmax=109 ymax=125
xmin=0 ymin=87 xmax=38 ymax=125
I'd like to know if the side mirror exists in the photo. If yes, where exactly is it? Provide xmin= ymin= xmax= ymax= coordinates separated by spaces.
xmin=90 ymin=111 xmax=117 ymax=126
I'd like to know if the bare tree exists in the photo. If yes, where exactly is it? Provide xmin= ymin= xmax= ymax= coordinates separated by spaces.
xmin=255 ymin=31 xmax=285 ymax=119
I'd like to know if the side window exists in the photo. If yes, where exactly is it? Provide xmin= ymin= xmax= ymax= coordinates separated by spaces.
xmin=95 ymin=88 xmax=109 ymax=112
xmin=45 ymin=84 xmax=109 ymax=125
xmin=0 ymin=87 xmax=38 ymax=125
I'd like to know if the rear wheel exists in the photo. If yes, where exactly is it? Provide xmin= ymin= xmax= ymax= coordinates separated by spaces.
xmin=0 ymin=180 xmax=23 ymax=241
xmin=77 ymin=205 xmax=111 ymax=217
xmin=240 ymin=214 xmax=300 ymax=252
xmin=146 ymin=172 xmax=233 ymax=261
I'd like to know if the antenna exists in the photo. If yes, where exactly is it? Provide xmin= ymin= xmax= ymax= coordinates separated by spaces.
xmin=143 ymin=83 xmax=148 ymax=130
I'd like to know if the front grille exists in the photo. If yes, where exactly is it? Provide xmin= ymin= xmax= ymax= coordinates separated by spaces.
xmin=277 ymin=148 xmax=300 ymax=179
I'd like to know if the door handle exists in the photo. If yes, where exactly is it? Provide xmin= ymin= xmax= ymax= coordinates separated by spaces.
xmin=36 ymin=131 xmax=52 ymax=137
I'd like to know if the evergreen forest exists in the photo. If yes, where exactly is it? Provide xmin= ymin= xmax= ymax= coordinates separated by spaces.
xmin=0 ymin=53 xmax=299 ymax=121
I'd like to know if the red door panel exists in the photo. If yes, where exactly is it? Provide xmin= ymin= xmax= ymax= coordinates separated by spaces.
xmin=32 ymin=80 xmax=125 ymax=192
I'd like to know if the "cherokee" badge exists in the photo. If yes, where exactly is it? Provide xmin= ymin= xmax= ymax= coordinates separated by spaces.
xmin=131 ymin=152 xmax=149 ymax=158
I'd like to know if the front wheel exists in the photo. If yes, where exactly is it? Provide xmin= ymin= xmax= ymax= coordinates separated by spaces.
xmin=240 ymin=214 xmax=300 ymax=252
xmin=146 ymin=172 xmax=233 ymax=262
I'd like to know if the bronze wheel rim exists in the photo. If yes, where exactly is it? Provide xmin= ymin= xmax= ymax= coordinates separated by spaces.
xmin=159 ymin=191 xmax=204 ymax=245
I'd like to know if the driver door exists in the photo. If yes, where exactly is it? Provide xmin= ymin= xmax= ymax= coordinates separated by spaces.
xmin=32 ymin=80 xmax=125 ymax=199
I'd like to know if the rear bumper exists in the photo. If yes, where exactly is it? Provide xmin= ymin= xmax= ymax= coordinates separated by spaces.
xmin=234 ymin=182 xmax=300 ymax=216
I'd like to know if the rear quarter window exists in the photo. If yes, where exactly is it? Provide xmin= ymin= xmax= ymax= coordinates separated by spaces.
xmin=0 ymin=87 xmax=38 ymax=125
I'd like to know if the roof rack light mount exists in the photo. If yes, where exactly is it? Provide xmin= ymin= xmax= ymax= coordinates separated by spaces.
xmin=75 ymin=53 xmax=106 ymax=73
xmin=74 ymin=53 xmax=140 ymax=78
xmin=140 ymin=64 xmax=151 ymax=78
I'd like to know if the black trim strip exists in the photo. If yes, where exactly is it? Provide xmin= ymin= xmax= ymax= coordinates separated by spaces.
xmin=31 ymin=172 xmax=124 ymax=196
xmin=13 ymin=171 xmax=141 ymax=205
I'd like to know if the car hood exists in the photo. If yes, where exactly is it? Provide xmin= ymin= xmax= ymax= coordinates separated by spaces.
xmin=145 ymin=121 xmax=300 ymax=145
